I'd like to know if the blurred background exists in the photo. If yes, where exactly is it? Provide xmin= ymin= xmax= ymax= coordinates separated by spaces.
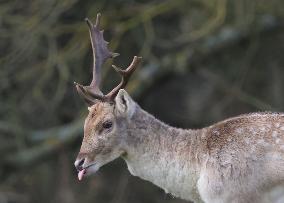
xmin=1 ymin=0 xmax=284 ymax=202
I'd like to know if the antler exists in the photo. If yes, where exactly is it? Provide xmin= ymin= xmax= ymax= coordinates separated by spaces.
xmin=106 ymin=56 xmax=142 ymax=101
xmin=74 ymin=13 xmax=142 ymax=105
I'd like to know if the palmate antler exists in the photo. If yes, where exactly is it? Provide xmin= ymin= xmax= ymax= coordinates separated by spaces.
xmin=74 ymin=13 xmax=142 ymax=105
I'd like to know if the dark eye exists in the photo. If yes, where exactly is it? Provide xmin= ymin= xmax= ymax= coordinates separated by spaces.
xmin=102 ymin=121 xmax=113 ymax=129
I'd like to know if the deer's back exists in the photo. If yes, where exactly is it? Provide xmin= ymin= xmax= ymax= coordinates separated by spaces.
xmin=206 ymin=112 xmax=284 ymax=153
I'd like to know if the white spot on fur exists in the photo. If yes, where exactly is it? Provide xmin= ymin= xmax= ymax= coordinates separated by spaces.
xmin=201 ymin=130 xmax=207 ymax=139
xmin=272 ymin=131 xmax=278 ymax=138
xmin=271 ymin=152 xmax=282 ymax=160
xmin=213 ymin=130 xmax=220 ymax=135
xmin=257 ymin=139 xmax=269 ymax=147
xmin=260 ymin=126 xmax=266 ymax=131
xmin=236 ymin=128 xmax=243 ymax=134
xmin=280 ymin=126 xmax=284 ymax=131
xmin=250 ymin=145 xmax=256 ymax=152
xmin=244 ymin=138 xmax=250 ymax=144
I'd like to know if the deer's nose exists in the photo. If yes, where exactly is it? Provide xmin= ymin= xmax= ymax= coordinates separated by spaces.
xmin=74 ymin=158 xmax=86 ymax=171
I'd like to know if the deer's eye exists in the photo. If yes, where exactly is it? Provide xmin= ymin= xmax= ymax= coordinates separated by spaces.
xmin=102 ymin=121 xmax=113 ymax=129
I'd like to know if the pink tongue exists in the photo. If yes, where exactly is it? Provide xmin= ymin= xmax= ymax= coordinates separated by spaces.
xmin=78 ymin=169 xmax=86 ymax=181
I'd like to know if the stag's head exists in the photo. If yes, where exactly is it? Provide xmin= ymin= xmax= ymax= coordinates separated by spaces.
xmin=74 ymin=14 xmax=142 ymax=180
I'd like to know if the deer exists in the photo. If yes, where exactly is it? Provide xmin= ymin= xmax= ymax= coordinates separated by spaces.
xmin=74 ymin=13 xmax=284 ymax=203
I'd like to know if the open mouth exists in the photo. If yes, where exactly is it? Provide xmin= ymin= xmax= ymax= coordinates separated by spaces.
xmin=77 ymin=163 xmax=98 ymax=181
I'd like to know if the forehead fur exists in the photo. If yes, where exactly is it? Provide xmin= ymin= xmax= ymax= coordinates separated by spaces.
xmin=88 ymin=102 xmax=114 ymax=118
xmin=84 ymin=102 xmax=115 ymax=136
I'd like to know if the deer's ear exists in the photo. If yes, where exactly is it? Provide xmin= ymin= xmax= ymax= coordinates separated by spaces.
xmin=115 ymin=89 xmax=136 ymax=118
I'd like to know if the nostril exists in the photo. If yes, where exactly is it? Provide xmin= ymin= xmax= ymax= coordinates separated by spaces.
xmin=75 ymin=158 xmax=85 ymax=171
xmin=78 ymin=158 xmax=85 ymax=167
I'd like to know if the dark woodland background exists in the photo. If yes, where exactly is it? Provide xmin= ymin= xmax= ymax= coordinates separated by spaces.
xmin=1 ymin=0 xmax=284 ymax=203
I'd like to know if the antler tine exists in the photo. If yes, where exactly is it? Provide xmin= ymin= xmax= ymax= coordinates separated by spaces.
xmin=95 ymin=12 xmax=101 ymax=27
xmin=85 ymin=13 xmax=114 ymax=93
xmin=74 ymin=82 xmax=105 ymax=100
xmin=74 ymin=82 xmax=103 ymax=106
xmin=105 ymin=56 xmax=142 ymax=101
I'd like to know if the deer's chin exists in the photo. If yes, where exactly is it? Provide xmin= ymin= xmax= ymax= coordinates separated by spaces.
xmin=78 ymin=163 xmax=100 ymax=181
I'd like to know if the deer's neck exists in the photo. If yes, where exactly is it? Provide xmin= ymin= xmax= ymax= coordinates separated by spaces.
xmin=122 ymin=105 xmax=206 ymax=201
